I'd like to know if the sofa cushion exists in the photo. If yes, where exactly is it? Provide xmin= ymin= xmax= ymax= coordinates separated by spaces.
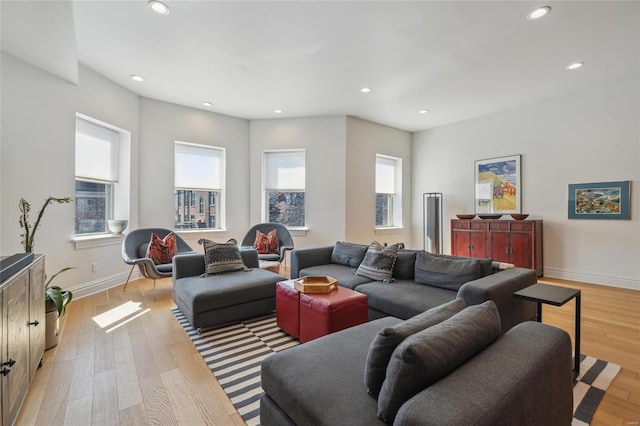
xmin=356 ymin=242 xmax=403 ymax=283
xmin=300 ymin=264 xmax=374 ymax=290
xmin=356 ymin=280 xmax=457 ymax=319
xmin=377 ymin=301 xmax=501 ymax=423
xmin=430 ymin=252 xmax=493 ymax=277
xmin=254 ymin=229 xmax=279 ymax=254
xmin=262 ymin=317 xmax=401 ymax=426
xmin=199 ymin=238 xmax=249 ymax=276
xmin=331 ymin=241 xmax=369 ymax=268
xmin=414 ymin=252 xmax=482 ymax=291
xmin=173 ymin=268 xmax=280 ymax=314
xmin=364 ymin=298 xmax=466 ymax=398
xmin=392 ymin=250 xmax=419 ymax=280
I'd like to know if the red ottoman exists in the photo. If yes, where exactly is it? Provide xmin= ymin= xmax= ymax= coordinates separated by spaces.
xmin=299 ymin=287 xmax=368 ymax=343
xmin=276 ymin=280 xmax=300 ymax=338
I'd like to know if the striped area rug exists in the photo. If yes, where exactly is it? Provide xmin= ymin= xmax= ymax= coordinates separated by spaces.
xmin=573 ymin=354 xmax=620 ymax=425
xmin=171 ymin=308 xmax=299 ymax=426
xmin=172 ymin=308 xmax=619 ymax=426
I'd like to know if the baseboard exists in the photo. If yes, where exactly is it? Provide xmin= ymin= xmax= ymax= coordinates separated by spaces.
xmin=544 ymin=267 xmax=640 ymax=291
xmin=67 ymin=268 xmax=142 ymax=299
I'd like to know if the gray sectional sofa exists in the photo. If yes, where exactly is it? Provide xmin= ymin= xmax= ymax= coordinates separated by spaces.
xmin=291 ymin=242 xmax=537 ymax=333
xmin=260 ymin=301 xmax=574 ymax=426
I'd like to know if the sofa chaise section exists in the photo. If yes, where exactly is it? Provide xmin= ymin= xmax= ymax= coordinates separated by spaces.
xmin=173 ymin=248 xmax=286 ymax=330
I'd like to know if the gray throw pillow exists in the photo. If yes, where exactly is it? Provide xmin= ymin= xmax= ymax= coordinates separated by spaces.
xmin=356 ymin=242 xmax=404 ymax=283
xmin=199 ymin=238 xmax=249 ymax=276
xmin=330 ymin=241 xmax=369 ymax=268
xmin=377 ymin=301 xmax=501 ymax=423
xmin=364 ymin=298 xmax=466 ymax=398
xmin=414 ymin=251 xmax=482 ymax=291
xmin=391 ymin=250 xmax=419 ymax=280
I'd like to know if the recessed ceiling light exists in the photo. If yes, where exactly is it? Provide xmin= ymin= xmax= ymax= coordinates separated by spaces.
xmin=202 ymin=102 xmax=213 ymax=107
xmin=566 ymin=62 xmax=585 ymax=70
xmin=274 ymin=109 xmax=283 ymax=114
xmin=527 ymin=6 xmax=551 ymax=20
xmin=419 ymin=110 xmax=429 ymax=114
xmin=360 ymin=87 xmax=371 ymax=93
xmin=148 ymin=0 xmax=170 ymax=15
xmin=130 ymin=75 xmax=144 ymax=82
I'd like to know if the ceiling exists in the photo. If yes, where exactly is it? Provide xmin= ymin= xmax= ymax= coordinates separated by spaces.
xmin=2 ymin=1 xmax=639 ymax=132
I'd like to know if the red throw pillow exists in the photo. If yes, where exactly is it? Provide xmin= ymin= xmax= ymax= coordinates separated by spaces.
xmin=146 ymin=232 xmax=178 ymax=265
xmin=254 ymin=229 xmax=279 ymax=254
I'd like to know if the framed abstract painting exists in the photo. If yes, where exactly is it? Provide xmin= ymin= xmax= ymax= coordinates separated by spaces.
xmin=474 ymin=155 xmax=521 ymax=214
xmin=568 ymin=181 xmax=631 ymax=219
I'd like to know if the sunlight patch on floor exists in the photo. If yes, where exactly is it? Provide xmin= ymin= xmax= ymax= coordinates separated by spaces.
xmin=92 ymin=300 xmax=150 ymax=332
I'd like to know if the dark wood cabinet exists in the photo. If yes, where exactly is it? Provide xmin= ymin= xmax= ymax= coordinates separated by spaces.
xmin=451 ymin=220 xmax=543 ymax=276
xmin=1 ymin=255 xmax=45 ymax=426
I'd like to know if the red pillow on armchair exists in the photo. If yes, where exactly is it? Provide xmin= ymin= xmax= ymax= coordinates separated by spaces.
xmin=146 ymin=232 xmax=178 ymax=265
xmin=254 ymin=229 xmax=279 ymax=255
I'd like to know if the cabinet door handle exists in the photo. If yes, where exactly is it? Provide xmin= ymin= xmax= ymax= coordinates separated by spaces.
xmin=2 ymin=366 xmax=10 ymax=376
xmin=2 ymin=358 xmax=16 ymax=367
xmin=29 ymin=320 xmax=40 ymax=327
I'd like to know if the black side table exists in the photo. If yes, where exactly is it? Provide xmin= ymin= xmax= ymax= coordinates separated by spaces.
xmin=514 ymin=283 xmax=581 ymax=378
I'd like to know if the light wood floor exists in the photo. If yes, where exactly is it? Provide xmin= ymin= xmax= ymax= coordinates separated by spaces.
xmin=16 ymin=275 xmax=640 ymax=425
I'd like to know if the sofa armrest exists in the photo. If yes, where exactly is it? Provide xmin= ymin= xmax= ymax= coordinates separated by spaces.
xmin=290 ymin=246 xmax=334 ymax=278
xmin=394 ymin=321 xmax=573 ymax=426
xmin=173 ymin=253 xmax=205 ymax=280
xmin=240 ymin=247 xmax=260 ymax=269
xmin=457 ymin=268 xmax=537 ymax=333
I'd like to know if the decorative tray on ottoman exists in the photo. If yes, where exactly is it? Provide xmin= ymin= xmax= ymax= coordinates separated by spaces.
xmin=294 ymin=276 xmax=338 ymax=293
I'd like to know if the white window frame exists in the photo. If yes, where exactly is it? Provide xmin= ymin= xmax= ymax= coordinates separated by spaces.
xmin=74 ymin=116 xmax=129 ymax=236
xmin=263 ymin=149 xmax=306 ymax=228
xmin=375 ymin=154 xmax=402 ymax=229
xmin=174 ymin=141 xmax=225 ymax=231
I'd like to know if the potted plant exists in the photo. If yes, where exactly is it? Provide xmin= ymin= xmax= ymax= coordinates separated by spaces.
xmin=18 ymin=196 xmax=74 ymax=349
xmin=44 ymin=267 xmax=75 ymax=349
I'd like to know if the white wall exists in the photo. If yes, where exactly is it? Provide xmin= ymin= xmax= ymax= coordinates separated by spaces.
xmin=1 ymin=53 xmax=140 ymax=293
xmin=138 ymin=97 xmax=251 ymax=248
xmin=249 ymin=117 xmax=348 ymax=248
xmin=412 ymin=76 xmax=640 ymax=290
xmin=346 ymin=117 xmax=413 ymax=246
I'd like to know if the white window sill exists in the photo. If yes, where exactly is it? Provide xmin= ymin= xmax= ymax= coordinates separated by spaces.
xmin=73 ymin=233 xmax=124 ymax=250
xmin=173 ymin=228 xmax=228 ymax=234
xmin=288 ymin=227 xmax=309 ymax=236
xmin=374 ymin=227 xmax=404 ymax=235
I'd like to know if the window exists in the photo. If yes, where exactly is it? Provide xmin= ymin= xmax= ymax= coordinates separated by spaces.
xmin=264 ymin=150 xmax=306 ymax=227
xmin=174 ymin=142 xmax=225 ymax=230
xmin=375 ymin=155 xmax=402 ymax=228
xmin=75 ymin=118 xmax=119 ymax=234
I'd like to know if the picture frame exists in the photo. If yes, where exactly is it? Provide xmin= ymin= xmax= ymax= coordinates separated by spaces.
xmin=474 ymin=154 xmax=521 ymax=214
xmin=568 ymin=181 xmax=631 ymax=220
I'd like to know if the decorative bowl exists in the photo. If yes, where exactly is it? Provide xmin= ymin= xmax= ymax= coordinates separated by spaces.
xmin=478 ymin=214 xmax=503 ymax=220
xmin=456 ymin=214 xmax=476 ymax=219
xmin=107 ymin=220 xmax=128 ymax=234
xmin=511 ymin=214 xmax=529 ymax=220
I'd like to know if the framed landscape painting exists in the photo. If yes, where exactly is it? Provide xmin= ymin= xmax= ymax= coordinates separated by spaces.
xmin=474 ymin=155 xmax=521 ymax=214
xmin=568 ymin=181 xmax=631 ymax=219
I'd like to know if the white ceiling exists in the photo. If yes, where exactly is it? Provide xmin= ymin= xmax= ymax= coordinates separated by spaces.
xmin=3 ymin=1 xmax=639 ymax=132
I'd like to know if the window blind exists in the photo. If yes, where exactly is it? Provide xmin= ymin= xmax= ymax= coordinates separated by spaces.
xmin=376 ymin=155 xmax=397 ymax=194
xmin=175 ymin=142 xmax=224 ymax=190
xmin=264 ymin=150 xmax=305 ymax=190
xmin=75 ymin=118 xmax=119 ymax=182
